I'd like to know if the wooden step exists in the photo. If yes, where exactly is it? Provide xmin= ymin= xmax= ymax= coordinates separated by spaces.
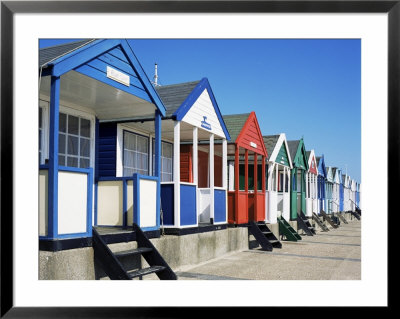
xmin=114 ymin=247 xmax=153 ymax=258
xmin=127 ymin=266 xmax=166 ymax=279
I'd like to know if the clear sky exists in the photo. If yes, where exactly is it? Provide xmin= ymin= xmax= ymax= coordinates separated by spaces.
xmin=39 ymin=38 xmax=361 ymax=182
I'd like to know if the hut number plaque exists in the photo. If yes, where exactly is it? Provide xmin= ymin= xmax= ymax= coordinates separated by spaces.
xmin=107 ymin=66 xmax=130 ymax=87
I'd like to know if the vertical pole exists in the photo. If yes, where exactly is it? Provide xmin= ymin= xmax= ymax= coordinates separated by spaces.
xmin=245 ymin=149 xmax=249 ymax=192
xmin=234 ymin=144 xmax=239 ymax=223
xmin=193 ymin=127 xmax=198 ymax=225
xmin=154 ymin=110 xmax=161 ymax=229
xmin=222 ymin=139 xmax=227 ymax=189
xmin=253 ymin=153 xmax=258 ymax=221
xmin=209 ymin=133 xmax=214 ymax=222
xmin=48 ymin=76 xmax=60 ymax=239
xmin=222 ymin=138 xmax=228 ymax=224
xmin=173 ymin=121 xmax=180 ymax=227
xmin=261 ymin=156 xmax=266 ymax=193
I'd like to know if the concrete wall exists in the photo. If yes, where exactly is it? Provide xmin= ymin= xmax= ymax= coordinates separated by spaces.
xmin=39 ymin=227 xmax=248 ymax=280
xmin=39 ymin=247 xmax=95 ymax=280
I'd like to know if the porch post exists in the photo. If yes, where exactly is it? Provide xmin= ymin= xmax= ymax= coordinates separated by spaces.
xmin=173 ymin=121 xmax=180 ymax=227
xmin=245 ymin=149 xmax=249 ymax=192
xmin=234 ymin=144 xmax=239 ymax=222
xmin=283 ymin=166 xmax=286 ymax=194
xmin=253 ymin=153 xmax=258 ymax=221
xmin=193 ymin=127 xmax=198 ymax=225
xmin=222 ymin=139 xmax=227 ymax=189
xmin=154 ymin=110 xmax=161 ymax=179
xmin=154 ymin=110 xmax=162 ymax=229
xmin=48 ymin=76 xmax=60 ymax=239
xmin=261 ymin=156 xmax=266 ymax=193
xmin=193 ymin=127 xmax=198 ymax=184
xmin=209 ymin=133 xmax=215 ymax=222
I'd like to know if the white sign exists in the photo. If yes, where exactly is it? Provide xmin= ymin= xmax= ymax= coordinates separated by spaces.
xmin=250 ymin=142 xmax=257 ymax=148
xmin=107 ymin=66 xmax=130 ymax=87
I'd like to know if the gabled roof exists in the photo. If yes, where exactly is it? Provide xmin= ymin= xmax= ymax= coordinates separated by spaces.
xmin=223 ymin=113 xmax=251 ymax=142
xmin=263 ymin=134 xmax=292 ymax=168
xmin=156 ymin=78 xmax=230 ymax=139
xmin=263 ymin=135 xmax=280 ymax=157
xmin=39 ymin=39 xmax=166 ymax=117
xmin=156 ymin=81 xmax=200 ymax=117
xmin=287 ymin=140 xmax=300 ymax=162
xmin=40 ymin=39 xmax=95 ymax=67
xmin=287 ymin=139 xmax=308 ymax=170
xmin=316 ymin=155 xmax=327 ymax=177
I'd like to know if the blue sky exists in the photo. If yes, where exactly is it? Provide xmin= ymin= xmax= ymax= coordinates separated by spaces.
xmin=39 ymin=39 xmax=361 ymax=182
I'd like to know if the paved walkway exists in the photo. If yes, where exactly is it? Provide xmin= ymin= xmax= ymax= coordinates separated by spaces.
xmin=174 ymin=219 xmax=361 ymax=280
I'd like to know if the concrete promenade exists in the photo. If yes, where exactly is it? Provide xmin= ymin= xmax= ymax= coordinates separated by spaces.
xmin=173 ymin=218 xmax=361 ymax=280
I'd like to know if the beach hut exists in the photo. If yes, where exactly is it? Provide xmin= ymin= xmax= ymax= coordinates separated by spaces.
xmin=331 ymin=168 xmax=341 ymax=213
xmin=224 ymin=113 xmax=268 ymax=225
xmin=155 ymin=79 xmax=230 ymax=232
xmin=263 ymin=134 xmax=293 ymax=223
xmin=38 ymin=39 xmax=167 ymax=244
xmin=356 ymin=182 xmax=361 ymax=209
xmin=326 ymin=166 xmax=334 ymax=214
xmin=287 ymin=138 xmax=309 ymax=220
xmin=306 ymin=150 xmax=318 ymax=217
xmin=316 ymin=155 xmax=327 ymax=214
xmin=339 ymin=170 xmax=344 ymax=212
xmin=342 ymin=173 xmax=351 ymax=211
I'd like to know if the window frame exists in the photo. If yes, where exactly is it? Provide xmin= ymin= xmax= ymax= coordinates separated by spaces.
xmin=151 ymin=138 xmax=174 ymax=182
xmin=122 ymin=129 xmax=150 ymax=177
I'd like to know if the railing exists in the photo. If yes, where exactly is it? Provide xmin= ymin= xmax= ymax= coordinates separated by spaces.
xmin=96 ymin=176 xmax=135 ymax=227
xmin=40 ymin=165 xmax=93 ymax=239
xmin=96 ymin=174 xmax=160 ymax=231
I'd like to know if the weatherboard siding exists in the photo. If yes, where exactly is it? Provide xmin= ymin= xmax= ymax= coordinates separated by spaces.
xmin=74 ymin=46 xmax=153 ymax=104
xmin=98 ymin=123 xmax=117 ymax=177
xmin=237 ymin=117 xmax=265 ymax=155
xmin=276 ymin=144 xmax=290 ymax=166
xmin=181 ymin=89 xmax=225 ymax=138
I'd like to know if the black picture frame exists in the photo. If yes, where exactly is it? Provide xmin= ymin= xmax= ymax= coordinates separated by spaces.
xmin=1 ymin=1 xmax=394 ymax=317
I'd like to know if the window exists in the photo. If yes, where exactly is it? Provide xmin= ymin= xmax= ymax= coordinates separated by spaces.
xmin=152 ymin=140 xmax=173 ymax=182
xmin=58 ymin=113 xmax=91 ymax=168
xmin=123 ymin=131 xmax=149 ymax=176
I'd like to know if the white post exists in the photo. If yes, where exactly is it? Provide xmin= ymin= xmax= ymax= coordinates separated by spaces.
xmin=222 ymin=139 xmax=227 ymax=189
xmin=283 ymin=166 xmax=286 ymax=193
xmin=275 ymin=163 xmax=278 ymax=191
xmin=209 ymin=133 xmax=215 ymax=222
xmin=228 ymin=162 xmax=234 ymax=191
xmin=193 ymin=126 xmax=198 ymax=225
xmin=222 ymin=138 xmax=227 ymax=223
xmin=174 ymin=121 xmax=180 ymax=227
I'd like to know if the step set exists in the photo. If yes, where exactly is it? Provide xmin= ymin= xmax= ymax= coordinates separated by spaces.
xmin=296 ymin=211 xmax=316 ymax=236
xmin=336 ymin=212 xmax=349 ymax=224
xmin=93 ymin=224 xmax=177 ymax=280
xmin=248 ymin=221 xmax=282 ymax=251
xmin=277 ymin=216 xmax=302 ymax=242
xmin=349 ymin=210 xmax=361 ymax=220
xmin=312 ymin=212 xmax=330 ymax=232
xmin=320 ymin=209 xmax=339 ymax=229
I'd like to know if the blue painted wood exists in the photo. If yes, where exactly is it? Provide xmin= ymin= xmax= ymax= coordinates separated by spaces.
xmin=160 ymin=184 xmax=174 ymax=225
xmin=180 ymin=184 xmax=196 ymax=226
xmin=86 ymin=58 xmax=144 ymax=90
xmin=95 ymin=118 xmax=99 ymax=181
xmin=120 ymin=40 xmax=166 ymax=116
xmin=51 ymin=39 xmax=120 ymax=77
xmin=123 ymin=179 xmax=127 ymax=227
xmin=98 ymin=123 xmax=117 ymax=177
xmin=133 ymin=173 xmax=140 ymax=227
xmin=48 ymin=76 xmax=60 ymax=239
xmin=214 ymin=189 xmax=227 ymax=223
xmin=174 ymin=77 xmax=231 ymax=141
xmin=74 ymin=64 xmax=152 ymax=104
xmin=154 ymin=110 xmax=162 ymax=230
xmin=132 ymin=174 xmax=160 ymax=229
